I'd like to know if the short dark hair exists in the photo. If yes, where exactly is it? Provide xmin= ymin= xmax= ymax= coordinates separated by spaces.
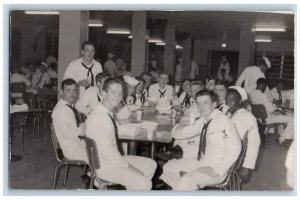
xmin=61 ymin=78 xmax=77 ymax=90
xmin=103 ymin=77 xmax=123 ymax=93
xmin=81 ymin=41 xmax=95 ymax=50
xmin=96 ymin=72 xmax=109 ymax=83
xmin=191 ymin=80 xmax=204 ymax=88
xmin=227 ymin=88 xmax=242 ymax=101
xmin=256 ymin=78 xmax=267 ymax=86
xmin=195 ymin=90 xmax=219 ymax=104
xmin=182 ymin=78 xmax=191 ymax=84
xmin=140 ymin=71 xmax=152 ymax=78
xmin=215 ymin=80 xmax=227 ymax=87
xmin=135 ymin=77 xmax=145 ymax=84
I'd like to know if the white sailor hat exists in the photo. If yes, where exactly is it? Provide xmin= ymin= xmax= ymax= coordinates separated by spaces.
xmin=123 ymin=75 xmax=139 ymax=86
xmin=262 ymin=56 xmax=271 ymax=69
xmin=228 ymin=86 xmax=248 ymax=101
xmin=40 ymin=61 xmax=48 ymax=68
xmin=221 ymin=56 xmax=227 ymax=61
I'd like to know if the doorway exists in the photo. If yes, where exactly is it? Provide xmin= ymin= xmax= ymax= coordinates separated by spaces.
xmin=208 ymin=50 xmax=239 ymax=80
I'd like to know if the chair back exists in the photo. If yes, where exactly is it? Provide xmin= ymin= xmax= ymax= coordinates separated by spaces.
xmin=232 ymin=132 xmax=249 ymax=171
xmin=10 ymin=82 xmax=26 ymax=93
xmin=10 ymin=112 xmax=28 ymax=125
xmin=50 ymin=123 xmax=65 ymax=161
xmin=251 ymin=104 xmax=268 ymax=124
xmin=82 ymin=137 xmax=100 ymax=172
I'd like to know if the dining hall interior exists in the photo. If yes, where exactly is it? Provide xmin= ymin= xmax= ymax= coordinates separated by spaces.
xmin=8 ymin=9 xmax=295 ymax=192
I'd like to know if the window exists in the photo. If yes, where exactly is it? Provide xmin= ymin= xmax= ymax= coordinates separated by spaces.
xmin=254 ymin=52 xmax=294 ymax=89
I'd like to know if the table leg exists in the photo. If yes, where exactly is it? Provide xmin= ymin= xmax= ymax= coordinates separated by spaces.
xmin=151 ymin=142 xmax=155 ymax=159
xmin=129 ymin=141 xmax=136 ymax=155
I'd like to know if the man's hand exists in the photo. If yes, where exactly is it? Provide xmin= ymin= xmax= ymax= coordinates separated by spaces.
xmin=239 ymin=167 xmax=250 ymax=183
xmin=78 ymin=78 xmax=91 ymax=87
xmin=198 ymin=166 xmax=219 ymax=177
xmin=128 ymin=164 xmax=143 ymax=176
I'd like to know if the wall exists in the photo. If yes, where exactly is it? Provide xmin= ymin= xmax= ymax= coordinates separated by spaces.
xmin=193 ymin=39 xmax=294 ymax=80
xmin=11 ymin=21 xmax=58 ymax=66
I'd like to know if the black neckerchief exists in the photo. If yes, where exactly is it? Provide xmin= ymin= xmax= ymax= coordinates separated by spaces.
xmin=107 ymin=114 xmax=124 ymax=155
xmin=197 ymin=119 xmax=213 ymax=161
xmin=81 ymin=61 xmax=94 ymax=89
xmin=65 ymin=104 xmax=82 ymax=127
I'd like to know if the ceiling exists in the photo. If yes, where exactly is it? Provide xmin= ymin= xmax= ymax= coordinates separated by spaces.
xmin=10 ymin=10 xmax=294 ymax=41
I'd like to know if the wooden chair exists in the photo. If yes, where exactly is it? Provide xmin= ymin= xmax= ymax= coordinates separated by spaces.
xmin=251 ymin=104 xmax=286 ymax=149
xmin=204 ymin=134 xmax=248 ymax=191
xmin=33 ymin=88 xmax=57 ymax=135
xmin=50 ymin=124 xmax=88 ymax=189
xmin=10 ymin=112 xmax=28 ymax=151
xmin=81 ymin=136 xmax=125 ymax=190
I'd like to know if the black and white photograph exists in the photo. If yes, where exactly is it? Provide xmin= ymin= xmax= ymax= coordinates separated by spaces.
xmin=3 ymin=2 xmax=297 ymax=197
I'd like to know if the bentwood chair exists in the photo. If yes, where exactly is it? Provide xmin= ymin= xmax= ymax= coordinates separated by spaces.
xmin=50 ymin=124 xmax=89 ymax=189
xmin=81 ymin=136 xmax=125 ymax=190
xmin=251 ymin=104 xmax=286 ymax=149
xmin=204 ymin=134 xmax=248 ymax=191
xmin=10 ymin=112 xmax=28 ymax=151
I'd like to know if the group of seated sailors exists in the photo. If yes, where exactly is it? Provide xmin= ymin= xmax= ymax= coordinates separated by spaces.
xmin=10 ymin=60 xmax=58 ymax=112
xmin=50 ymin=66 xmax=294 ymax=190
xmin=11 ymin=41 xmax=292 ymax=190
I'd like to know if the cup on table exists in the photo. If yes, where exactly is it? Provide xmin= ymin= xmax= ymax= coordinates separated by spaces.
xmin=136 ymin=110 xmax=143 ymax=121
xmin=142 ymin=122 xmax=159 ymax=140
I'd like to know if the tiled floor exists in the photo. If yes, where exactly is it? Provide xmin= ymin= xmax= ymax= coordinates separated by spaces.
xmin=8 ymin=120 xmax=292 ymax=192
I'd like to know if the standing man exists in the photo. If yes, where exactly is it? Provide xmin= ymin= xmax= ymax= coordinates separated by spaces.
xmin=104 ymin=53 xmax=118 ymax=77
xmin=226 ymin=86 xmax=261 ymax=182
xmin=236 ymin=56 xmax=273 ymax=100
xmin=148 ymin=73 xmax=173 ymax=100
xmin=75 ymin=73 xmax=109 ymax=116
xmin=160 ymin=90 xmax=241 ymax=190
xmin=51 ymin=78 xmax=88 ymax=162
xmin=85 ymin=78 xmax=157 ymax=190
xmin=63 ymin=41 xmax=103 ymax=99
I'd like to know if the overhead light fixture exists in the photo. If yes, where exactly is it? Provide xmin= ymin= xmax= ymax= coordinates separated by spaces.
xmin=24 ymin=10 xmax=59 ymax=15
xmin=253 ymin=27 xmax=286 ymax=32
xmin=221 ymin=43 xmax=227 ymax=48
xmin=88 ymin=23 xmax=103 ymax=27
xmin=176 ymin=45 xmax=183 ymax=50
xmin=156 ymin=42 xmax=165 ymax=46
xmin=255 ymin=38 xmax=272 ymax=42
xmin=128 ymin=35 xmax=132 ymax=39
xmin=148 ymin=39 xmax=162 ymax=43
xmin=106 ymin=29 xmax=130 ymax=34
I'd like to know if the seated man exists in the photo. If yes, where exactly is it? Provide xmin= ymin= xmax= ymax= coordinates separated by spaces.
xmin=205 ymin=76 xmax=216 ymax=92
xmin=85 ymin=77 xmax=157 ymax=190
xmin=10 ymin=63 xmax=32 ymax=99
xmin=160 ymin=90 xmax=241 ymax=190
xmin=178 ymin=79 xmax=191 ymax=107
xmin=183 ymin=81 xmax=205 ymax=116
xmin=226 ymin=86 xmax=261 ymax=182
xmin=76 ymin=72 xmax=109 ymax=116
xmin=250 ymin=78 xmax=294 ymax=146
xmin=133 ymin=77 xmax=147 ymax=107
xmin=214 ymin=80 xmax=229 ymax=115
xmin=27 ymin=61 xmax=51 ymax=94
xmin=148 ymin=73 xmax=173 ymax=100
xmin=270 ymin=80 xmax=287 ymax=105
xmin=51 ymin=78 xmax=88 ymax=162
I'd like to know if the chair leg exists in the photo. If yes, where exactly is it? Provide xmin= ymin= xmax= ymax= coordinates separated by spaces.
xmin=37 ymin=116 xmax=40 ymax=132
xmin=44 ymin=115 xmax=47 ymax=134
xmin=53 ymin=163 xmax=64 ymax=189
xmin=90 ymin=175 xmax=95 ymax=189
xmin=20 ymin=127 xmax=24 ymax=151
xmin=63 ymin=164 xmax=70 ymax=186
xmin=33 ymin=116 xmax=37 ymax=136
xmin=265 ymin=128 xmax=269 ymax=149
